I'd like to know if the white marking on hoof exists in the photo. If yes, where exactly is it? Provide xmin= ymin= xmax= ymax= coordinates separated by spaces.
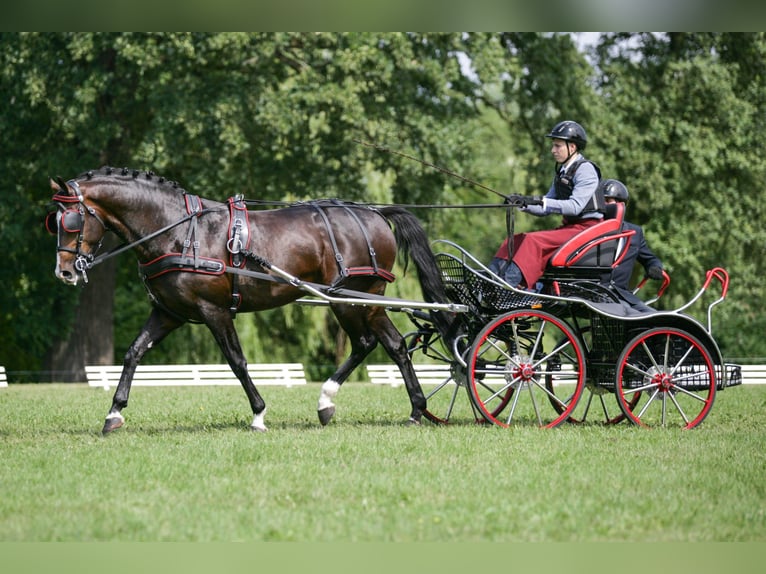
xmin=250 ymin=410 xmax=268 ymax=432
xmin=102 ymin=411 xmax=125 ymax=434
xmin=317 ymin=379 xmax=340 ymax=411
xmin=105 ymin=411 xmax=125 ymax=423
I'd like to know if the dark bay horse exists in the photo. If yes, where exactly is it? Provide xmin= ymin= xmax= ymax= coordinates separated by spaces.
xmin=48 ymin=167 xmax=450 ymax=433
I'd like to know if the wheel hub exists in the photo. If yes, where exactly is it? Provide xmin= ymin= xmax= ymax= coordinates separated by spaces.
xmin=646 ymin=366 xmax=673 ymax=392
xmin=512 ymin=357 xmax=536 ymax=382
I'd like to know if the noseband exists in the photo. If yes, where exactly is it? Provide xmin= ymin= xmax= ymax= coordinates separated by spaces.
xmin=51 ymin=180 xmax=107 ymax=283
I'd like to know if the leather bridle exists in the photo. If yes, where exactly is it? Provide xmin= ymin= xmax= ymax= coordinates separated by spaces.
xmin=50 ymin=180 xmax=108 ymax=283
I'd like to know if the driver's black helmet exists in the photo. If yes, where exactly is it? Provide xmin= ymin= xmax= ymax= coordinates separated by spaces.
xmin=545 ymin=120 xmax=587 ymax=150
xmin=599 ymin=179 xmax=630 ymax=203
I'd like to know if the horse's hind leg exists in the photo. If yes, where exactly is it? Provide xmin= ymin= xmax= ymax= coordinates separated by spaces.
xmin=319 ymin=306 xmax=425 ymax=426
xmin=202 ymin=307 xmax=267 ymax=431
xmin=103 ymin=307 xmax=184 ymax=434
xmin=369 ymin=311 xmax=426 ymax=425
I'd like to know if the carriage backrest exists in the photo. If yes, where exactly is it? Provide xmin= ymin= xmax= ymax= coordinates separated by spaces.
xmin=547 ymin=201 xmax=635 ymax=270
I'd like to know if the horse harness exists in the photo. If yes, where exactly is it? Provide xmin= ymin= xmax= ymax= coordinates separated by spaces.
xmin=139 ymin=195 xmax=395 ymax=317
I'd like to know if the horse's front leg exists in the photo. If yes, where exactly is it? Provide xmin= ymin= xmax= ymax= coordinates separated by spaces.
xmin=317 ymin=338 xmax=377 ymax=426
xmin=318 ymin=306 xmax=380 ymax=426
xmin=103 ymin=308 xmax=184 ymax=434
xmin=203 ymin=308 xmax=267 ymax=431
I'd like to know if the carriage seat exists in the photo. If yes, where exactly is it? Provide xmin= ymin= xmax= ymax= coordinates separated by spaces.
xmin=544 ymin=202 xmax=635 ymax=277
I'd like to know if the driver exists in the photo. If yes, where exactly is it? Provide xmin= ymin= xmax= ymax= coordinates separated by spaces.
xmin=489 ymin=120 xmax=604 ymax=289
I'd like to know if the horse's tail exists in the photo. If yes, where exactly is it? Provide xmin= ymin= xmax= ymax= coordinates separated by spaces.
xmin=379 ymin=206 xmax=447 ymax=305
xmin=379 ymin=206 xmax=459 ymax=341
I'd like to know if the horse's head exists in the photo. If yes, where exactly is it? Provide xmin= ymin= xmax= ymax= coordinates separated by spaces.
xmin=47 ymin=176 xmax=108 ymax=285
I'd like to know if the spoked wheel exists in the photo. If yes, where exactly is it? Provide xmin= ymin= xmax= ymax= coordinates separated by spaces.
xmin=403 ymin=329 xmax=482 ymax=425
xmin=467 ymin=309 xmax=587 ymax=428
xmin=615 ymin=327 xmax=717 ymax=429
xmin=421 ymin=361 xmax=489 ymax=425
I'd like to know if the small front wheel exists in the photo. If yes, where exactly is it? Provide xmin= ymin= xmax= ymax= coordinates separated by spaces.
xmin=467 ymin=309 xmax=587 ymax=428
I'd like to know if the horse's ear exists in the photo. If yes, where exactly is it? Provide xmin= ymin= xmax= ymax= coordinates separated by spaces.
xmin=50 ymin=176 xmax=70 ymax=194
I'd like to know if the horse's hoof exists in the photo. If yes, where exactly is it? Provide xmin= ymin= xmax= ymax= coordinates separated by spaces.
xmin=405 ymin=417 xmax=422 ymax=426
xmin=249 ymin=425 xmax=268 ymax=433
xmin=102 ymin=414 xmax=124 ymax=435
xmin=318 ymin=406 xmax=335 ymax=426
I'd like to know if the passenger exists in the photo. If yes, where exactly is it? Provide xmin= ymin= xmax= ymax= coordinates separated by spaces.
xmin=489 ymin=120 xmax=604 ymax=289
xmin=599 ymin=179 xmax=665 ymax=309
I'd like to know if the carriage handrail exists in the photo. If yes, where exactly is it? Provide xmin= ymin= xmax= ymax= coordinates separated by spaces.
xmin=633 ymin=269 xmax=671 ymax=306
xmin=674 ymin=267 xmax=730 ymax=333
xmin=431 ymin=238 xmax=516 ymax=290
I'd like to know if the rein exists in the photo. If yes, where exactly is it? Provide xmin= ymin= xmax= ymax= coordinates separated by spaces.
xmin=90 ymin=207 xmax=220 ymax=269
xmin=55 ymin=175 xmax=515 ymax=291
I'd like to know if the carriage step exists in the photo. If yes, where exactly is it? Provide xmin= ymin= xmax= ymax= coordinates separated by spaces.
xmin=85 ymin=363 xmax=307 ymax=390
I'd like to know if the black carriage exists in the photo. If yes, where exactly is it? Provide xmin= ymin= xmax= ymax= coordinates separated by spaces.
xmin=404 ymin=207 xmax=742 ymax=430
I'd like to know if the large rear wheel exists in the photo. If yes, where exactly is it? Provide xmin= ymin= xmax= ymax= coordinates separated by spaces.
xmin=467 ymin=309 xmax=587 ymax=428
xmin=615 ymin=327 xmax=716 ymax=429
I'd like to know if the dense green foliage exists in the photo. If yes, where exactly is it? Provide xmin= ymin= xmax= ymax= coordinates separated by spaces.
xmin=0 ymin=383 xmax=763 ymax=541
xmin=1 ymin=33 xmax=764 ymax=381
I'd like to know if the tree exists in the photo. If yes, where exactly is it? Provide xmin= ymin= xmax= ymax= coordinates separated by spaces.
xmin=0 ymin=32 xmax=488 ymax=380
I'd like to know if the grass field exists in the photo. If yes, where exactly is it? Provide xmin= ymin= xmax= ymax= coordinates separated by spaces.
xmin=0 ymin=381 xmax=764 ymax=542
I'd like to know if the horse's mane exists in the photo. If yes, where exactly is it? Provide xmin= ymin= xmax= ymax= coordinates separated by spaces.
xmin=76 ymin=166 xmax=188 ymax=195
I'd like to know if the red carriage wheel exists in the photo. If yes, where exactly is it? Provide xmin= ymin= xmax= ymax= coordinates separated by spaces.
xmin=615 ymin=327 xmax=717 ymax=429
xmin=467 ymin=309 xmax=587 ymax=428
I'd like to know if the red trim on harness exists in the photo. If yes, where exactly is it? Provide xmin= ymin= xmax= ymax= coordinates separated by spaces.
xmin=184 ymin=194 xmax=203 ymax=215
xmin=344 ymin=266 xmax=396 ymax=283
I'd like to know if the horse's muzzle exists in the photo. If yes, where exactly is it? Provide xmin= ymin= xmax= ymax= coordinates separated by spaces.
xmin=55 ymin=260 xmax=80 ymax=285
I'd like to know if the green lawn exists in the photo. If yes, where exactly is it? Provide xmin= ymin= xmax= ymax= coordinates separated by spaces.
xmin=0 ymin=382 xmax=764 ymax=542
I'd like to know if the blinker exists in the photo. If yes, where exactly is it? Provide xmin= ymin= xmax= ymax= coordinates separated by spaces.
xmin=46 ymin=207 xmax=83 ymax=235
xmin=60 ymin=208 xmax=84 ymax=233
xmin=44 ymin=211 xmax=57 ymax=235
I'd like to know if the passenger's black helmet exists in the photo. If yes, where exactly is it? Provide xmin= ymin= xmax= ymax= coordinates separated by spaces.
xmin=599 ymin=179 xmax=629 ymax=203
xmin=545 ymin=120 xmax=587 ymax=150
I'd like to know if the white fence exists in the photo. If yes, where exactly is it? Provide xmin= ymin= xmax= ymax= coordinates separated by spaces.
xmin=367 ymin=364 xmax=452 ymax=387
xmin=85 ymin=363 xmax=307 ymax=390
xmin=738 ymin=364 xmax=766 ymax=385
